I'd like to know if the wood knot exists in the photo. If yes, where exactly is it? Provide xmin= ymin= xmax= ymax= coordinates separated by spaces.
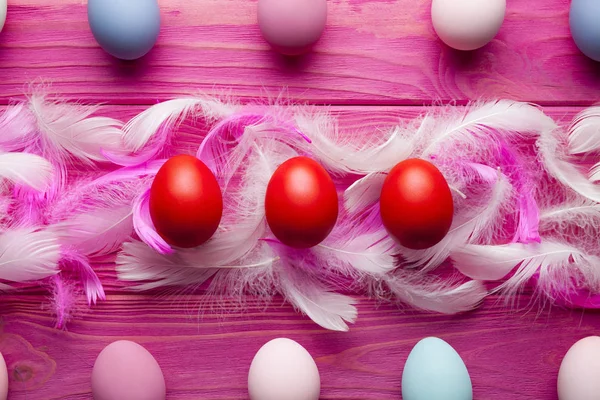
xmin=12 ymin=365 xmax=33 ymax=382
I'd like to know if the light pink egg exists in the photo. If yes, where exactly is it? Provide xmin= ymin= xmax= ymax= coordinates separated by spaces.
xmin=258 ymin=0 xmax=327 ymax=56
xmin=248 ymin=338 xmax=320 ymax=400
xmin=558 ymin=336 xmax=600 ymax=400
xmin=0 ymin=352 xmax=7 ymax=400
xmin=431 ymin=0 xmax=506 ymax=51
xmin=92 ymin=340 xmax=166 ymax=400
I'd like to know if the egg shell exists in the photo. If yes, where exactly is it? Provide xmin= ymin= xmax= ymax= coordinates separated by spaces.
xmin=248 ymin=338 xmax=320 ymax=400
xmin=265 ymin=156 xmax=338 ymax=249
xmin=88 ymin=0 xmax=160 ymax=60
xmin=558 ymin=336 xmax=600 ymax=400
xmin=431 ymin=0 xmax=506 ymax=51
xmin=402 ymin=337 xmax=473 ymax=400
xmin=570 ymin=0 xmax=600 ymax=62
xmin=258 ymin=0 xmax=327 ymax=56
xmin=0 ymin=0 xmax=6 ymax=33
xmin=379 ymin=159 xmax=453 ymax=250
xmin=92 ymin=340 xmax=166 ymax=400
xmin=0 ymin=352 xmax=8 ymax=400
xmin=149 ymin=155 xmax=223 ymax=248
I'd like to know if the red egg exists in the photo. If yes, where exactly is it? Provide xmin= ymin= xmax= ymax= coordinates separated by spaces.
xmin=380 ymin=158 xmax=454 ymax=250
xmin=265 ymin=156 xmax=338 ymax=248
xmin=149 ymin=155 xmax=223 ymax=248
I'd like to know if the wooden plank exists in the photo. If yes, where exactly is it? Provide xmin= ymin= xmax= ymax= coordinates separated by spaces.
xmin=0 ymin=293 xmax=597 ymax=399
xmin=0 ymin=0 xmax=597 ymax=105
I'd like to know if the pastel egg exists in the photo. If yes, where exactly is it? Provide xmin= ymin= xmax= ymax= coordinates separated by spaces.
xmin=558 ymin=336 xmax=600 ymax=400
xmin=431 ymin=0 xmax=506 ymax=51
xmin=0 ymin=0 xmax=6 ymax=33
xmin=248 ymin=338 xmax=320 ymax=400
xmin=402 ymin=337 xmax=473 ymax=400
xmin=0 ymin=352 xmax=8 ymax=400
xmin=258 ymin=0 xmax=327 ymax=56
xmin=88 ymin=0 xmax=161 ymax=60
xmin=570 ymin=0 xmax=600 ymax=62
xmin=92 ymin=340 xmax=166 ymax=400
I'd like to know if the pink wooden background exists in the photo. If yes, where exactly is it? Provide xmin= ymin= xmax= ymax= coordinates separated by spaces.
xmin=0 ymin=0 xmax=599 ymax=398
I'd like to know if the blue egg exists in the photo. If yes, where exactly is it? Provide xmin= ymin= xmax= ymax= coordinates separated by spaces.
xmin=88 ymin=0 xmax=161 ymax=60
xmin=570 ymin=0 xmax=600 ymax=62
xmin=402 ymin=337 xmax=473 ymax=400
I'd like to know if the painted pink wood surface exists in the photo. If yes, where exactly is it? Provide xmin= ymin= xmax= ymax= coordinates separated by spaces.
xmin=1 ymin=0 xmax=600 ymax=398
xmin=0 ymin=0 xmax=599 ymax=105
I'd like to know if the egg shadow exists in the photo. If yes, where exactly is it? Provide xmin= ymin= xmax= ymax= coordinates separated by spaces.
xmin=271 ymin=51 xmax=314 ymax=74
xmin=441 ymin=44 xmax=484 ymax=70
xmin=107 ymin=55 xmax=152 ymax=79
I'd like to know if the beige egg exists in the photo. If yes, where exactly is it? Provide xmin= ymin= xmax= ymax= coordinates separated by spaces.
xmin=558 ymin=336 xmax=600 ymax=400
xmin=248 ymin=338 xmax=320 ymax=400
xmin=0 ymin=352 xmax=8 ymax=400
xmin=431 ymin=0 xmax=506 ymax=51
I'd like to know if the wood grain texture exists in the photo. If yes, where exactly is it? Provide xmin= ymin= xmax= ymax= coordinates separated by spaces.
xmin=0 ymin=0 xmax=599 ymax=105
xmin=0 ymin=106 xmax=597 ymax=399
xmin=1 ymin=293 xmax=599 ymax=400
xmin=2 ymin=0 xmax=600 ymax=397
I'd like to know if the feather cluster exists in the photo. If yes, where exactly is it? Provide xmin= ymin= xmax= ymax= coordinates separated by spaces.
xmin=3 ymin=91 xmax=600 ymax=330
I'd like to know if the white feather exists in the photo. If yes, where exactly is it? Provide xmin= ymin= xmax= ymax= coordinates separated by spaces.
xmin=316 ymin=232 xmax=397 ymax=275
xmin=28 ymin=93 xmax=124 ymax=162
xmin=51 ymin=206 xmax=134 ymax=256
xmin=568 ymin=107 xmax=600 ymax=154
xmin=124 ymin=97 xmax=237 ymax=152
xmin=383 ymin=273 xmax=487 ymax=314
xmin=0 ymin=103 xmax=36 ymax=151
xmin=344 ymin=172 xmax=386 ymax=214
xmin=452 ymin=241 xmax=600 ymax=300
xmin=401 ymin=170 xmax=512 ymax=271
xmin=294 ymin=107 xmax=415 ymax=173
xmin=278 ymin=265 xmax=357 ymax=331
xmin=0 ymin=228 xmax=60 ymax=285
xmin=537 ymin=126 xmax=600 ymax=201
xmin=419 ymin=100 xmax=556 ymax=158
xmin=540 ymin=197 xmax=600 ymax=232
xmin=0 ymin=152 xmax=53 ymax=191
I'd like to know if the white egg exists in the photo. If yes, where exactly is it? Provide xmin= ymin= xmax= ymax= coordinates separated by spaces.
xmin=431 ymin=0 xmax=506 ymax=51
xmin=248 ymin=338 xmax=320 ymax=400
xmin=0 ymin=0 xmax=7 ymax=33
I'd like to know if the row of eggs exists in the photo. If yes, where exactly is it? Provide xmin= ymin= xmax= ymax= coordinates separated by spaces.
xmin=0 ymin=335 xmax=589 ymax=399
xmin=0 ymin=0 xmax=597 ymax=61
xmin=150 ymin=155 xmax=453 ymax=250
